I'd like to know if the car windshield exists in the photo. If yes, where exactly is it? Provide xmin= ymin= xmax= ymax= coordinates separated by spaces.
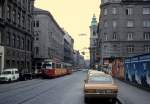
xmin=2 ymin=71 xmax=12 ymax=75
xmin=88 ymin=76 xmax=113 ymax=84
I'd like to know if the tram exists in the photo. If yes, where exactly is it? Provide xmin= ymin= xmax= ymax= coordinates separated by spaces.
xmin=41 ymin=59 xmax=72 ymax=78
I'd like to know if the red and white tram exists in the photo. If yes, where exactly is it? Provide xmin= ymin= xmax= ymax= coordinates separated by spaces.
xmin=41 ymin=59 xmax=72 ymax=78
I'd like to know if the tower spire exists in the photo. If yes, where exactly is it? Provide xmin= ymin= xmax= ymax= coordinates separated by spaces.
xmin=91 ymin=13 xmax=97 ymax=26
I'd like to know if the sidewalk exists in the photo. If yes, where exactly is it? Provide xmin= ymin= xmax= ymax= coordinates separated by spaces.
xmin=114 ymin=79 xmax=150 ymax=104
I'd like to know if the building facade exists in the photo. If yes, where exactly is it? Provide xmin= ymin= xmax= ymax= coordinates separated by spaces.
xmin=33 ymin=8 xmax=64 ymax=71
xmin=64 ymin=31 xmax=74 ymax=65
xmin=0 ymin=0 xmax=34 ymax=72
xmin=90 ymin=15 xmax=98 ymax=68
xmin=73 ymin=50 xmax=85 ymax=69
xmin=98 ymin=0 xmax=150 ymax=64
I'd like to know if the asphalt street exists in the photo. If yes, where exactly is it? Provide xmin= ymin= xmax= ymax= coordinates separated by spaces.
xmin=0 ymin=71 xmax=149 ymax=104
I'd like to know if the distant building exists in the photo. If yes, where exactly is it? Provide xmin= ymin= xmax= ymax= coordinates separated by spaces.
xmin=64 ymin=31 xmax=74 ymax=64
xmin=0 ymin=0 xmax=34 ymax=72
xmin=33 ymin=8 xmax=65 ymax=71
xmin=98 ymin=0 xmax=150 ymax=64
xmin=89 ymin=14 xmax=98 ymax=68
xmin=73 ymin=50 xmax=85 ymax=69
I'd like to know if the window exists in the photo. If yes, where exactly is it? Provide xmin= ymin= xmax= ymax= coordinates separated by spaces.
xmin=12 ymin=34 xmax=16 ymax=47
xmin=93 ymin=31 xmax=96 ymax=36
xmin=112 ymin=20 xmax=117 ymax=28
xmin=143 ymin=8 xmax=150 ymax=15
xmin=127 ymin=33 xmax=133 ymax=40
xmin=144 ymin=32 xmax=150 ymax=40
xmin=21 ymin=38 xmax=25 ymax=49
xmin=144 ymin=45 xmax=150 ymax=53
xmin=0 ymin=3 xmax=2 ymax=18
xmin=113 ymin=32 xmax=117 ymax=40
xmin=22 ymin=15 xmax=25 ymax=27
xmin=17 ymin=12 xmax=21 ymax=25
xmin=16 ymin=36 xmax=20 ymax=48
xmin=12 ymin=9 xmax=16 ymax=23
xmin=112 ymin=7 xmax=117 ymax=15
xmin=93 ymin=40 xmax=97 ymax=46
xmin=33 ymin=21 xmax=35 ymax=27
xmin=7 ymin=6 xmax=10 ymax=19
xmin=104 ymin=21 xmax=108 ymax=28
xmin=143 ymin=20 xmax=150 ymax=27
xmin=6 ymin=32 xmax=10 ymax=45
xmin=127 ymin=45 xmax=134 ymax=53
xmin=127 ymin=21 xmax=134 ymax=27
xmin=104 ymin=33 xmax=108 ymax=41
xmin=27 ymin=40 xmax=30 ymax=51
xmin=35 ymin=47 xmax=39 ymax=55
xmin=104 ymin=8 xmax=108 ymax=15
xmin=36 ymin=20 xmax=39 ymax=27
xmin=125 ymin=8 xmax=133 ymax=15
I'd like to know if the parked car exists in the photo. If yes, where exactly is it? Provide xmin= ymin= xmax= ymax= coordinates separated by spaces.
xmin=84 ymin=74 xmax=118 ymax=103
xmin=19 ymin=69 xmax=33 ymax=81
xmin=0 ymin=68 xmax=19 ymax=82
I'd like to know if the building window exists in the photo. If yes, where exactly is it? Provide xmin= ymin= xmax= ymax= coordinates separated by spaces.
xmin=113 ymin=45 xmax=117 ymax=52
xmin=93 ymin=31 xmax=96 ymax=36
xmin=0 ymin=3 xmax=2 ymax=18
xmin=143 ymin=8 xmax=150 ymax=15
xmin=144 ymin=32 xmax=150 ymax=40
xmin=22 ymin=15 xmax=25 ymax=27
xmin=35 ymin=47 xmax=39 ymax=55
xmin=125 ymin=8 xmax=133 ymax=15
xmin=27 ymin=40 xmax=30 ymax=51
xmin=21 ymin=38 xmax=24 ymax=49
xmin=127 ymin=21 xmax=134 ymax=27
xmin=104 ymin=8 xmax=108 ymax=15
xmin=36 ymin=20 xmax=39 ymax=27
xmin=104 ymin=21 xmax=108 ymax=28
xmin=144 ymin=45 xmax=150 ymax=53
xmin=33 ymin=20 xmax=35 ymax=27
xmin=127 ymin=45 xmax=134 ymax=53
xmin=17 ymin=12 xmax=21 ymax=25
xmin=143 ymin=20 xmax=150 ymax=27
xmin=6 ymin=60 xmax=10 ymax=67
xmin=16 ymin=36 xmax=20 ymax=49
xmin=112 ymin=32 xmax=117 ymax=40
xmin=127 ymin=32 xmax=133 ymax=40
xmin=93 ymin=40 xmax=97 ymax=46
xmin=12 ymin=34 xmax=16 ymax=47
xmin=6 ymin=32 xmax=10 ymax=45
xmin=7 ymin=6 xmax=10 ymax=19
xmin=104 ymin=33 xmax=108 ymax=41
xmin=12 ymin=9 xmax=16 ymax=23
xmin=112 ymin=20 xmax=117 ymax=28
xmin=112 ymin=7 xmax=117 ymax=15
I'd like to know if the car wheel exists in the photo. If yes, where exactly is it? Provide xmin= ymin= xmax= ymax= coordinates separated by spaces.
xmin=8 ymin=79 xmax=12 ymax=83
xmin=112 ymin=98 xmax=117 ymax=104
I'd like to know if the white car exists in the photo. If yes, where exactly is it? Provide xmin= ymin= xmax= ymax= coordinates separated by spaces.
xmin=0 ymin=68 xmax=19 ymax=82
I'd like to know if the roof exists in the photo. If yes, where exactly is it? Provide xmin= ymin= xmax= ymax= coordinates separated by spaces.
xmin=33 ymin=8 xmax=65 ymax=35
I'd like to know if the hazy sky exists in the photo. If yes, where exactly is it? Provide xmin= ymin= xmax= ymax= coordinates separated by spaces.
xmin=35 ymin=0 xmax=100 ymax=59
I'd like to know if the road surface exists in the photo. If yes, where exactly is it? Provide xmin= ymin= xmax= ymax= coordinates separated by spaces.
xmin=0 ymin=71 xmax=149 ymax=104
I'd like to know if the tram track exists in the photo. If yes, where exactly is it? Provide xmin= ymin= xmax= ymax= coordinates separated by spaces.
xmin=0 ymin=79 xmax=44 ymax=93
xmin=0 ymin=74 xmax=73 ymax=103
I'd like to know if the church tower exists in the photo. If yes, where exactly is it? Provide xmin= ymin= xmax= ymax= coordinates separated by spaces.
xmin=89 ymin=14 xmax=98 ymax=68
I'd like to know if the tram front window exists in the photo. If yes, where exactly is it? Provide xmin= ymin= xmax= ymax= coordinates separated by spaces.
xmin=42 ymin=64 xmax=52 ymax=69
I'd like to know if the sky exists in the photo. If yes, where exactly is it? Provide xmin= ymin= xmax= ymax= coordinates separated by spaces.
xmin=35 ymin=0 xmax=100 ymax=59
